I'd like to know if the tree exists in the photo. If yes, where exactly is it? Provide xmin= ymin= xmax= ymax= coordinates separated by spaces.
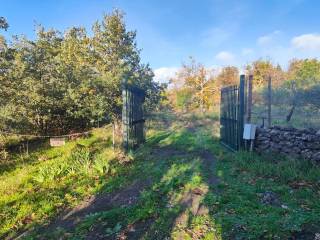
xmin=170 ymin=57 xmax=216 ymax=112
xmin=246 ymin=60 xmax=270 ymax=87
xmin=287 ymin=59 xmax=320 ymax=89
xmin=285 ymin=59 xmax=320 ymax=121
xmin=0 ymin=10 xmax=160 ymax=135
xmin=0 ymin=17 xmax=9 ymax=31
xmin=216 ymin=66 xmax=239 ymax=87
xmin=92 ymin=10 xmax=140 ymax=121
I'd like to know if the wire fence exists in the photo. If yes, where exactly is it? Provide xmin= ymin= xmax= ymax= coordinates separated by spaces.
xmin=248 ymin=77 xmax=320 ymax=130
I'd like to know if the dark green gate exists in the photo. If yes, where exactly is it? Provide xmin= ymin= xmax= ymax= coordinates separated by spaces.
xmin=220 ymin=75 xmax=245 ymax=151
xmin=122 ymin=85 xmax=146 ymax=151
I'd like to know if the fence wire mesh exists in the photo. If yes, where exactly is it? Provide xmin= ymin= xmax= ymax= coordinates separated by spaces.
xmin=249 ymin=78 xmax=320 ymax=130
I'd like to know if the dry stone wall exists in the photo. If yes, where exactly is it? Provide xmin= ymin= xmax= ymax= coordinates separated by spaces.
xmin=255 ymin=126 xmax=320 ymax=163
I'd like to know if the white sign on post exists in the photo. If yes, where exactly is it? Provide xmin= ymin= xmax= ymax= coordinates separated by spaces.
xmin=50 ymin=137 xmax=66 ymax=147
xmin=243 ymin=124 xmax=256 ymax=140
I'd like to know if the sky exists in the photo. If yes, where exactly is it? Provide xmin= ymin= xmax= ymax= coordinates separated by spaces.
xmin=1 ymin=0 xmax=320 ymax=83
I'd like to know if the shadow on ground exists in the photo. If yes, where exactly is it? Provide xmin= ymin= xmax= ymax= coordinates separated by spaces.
xmin=20 ymin=112 xmax=320 ymax=240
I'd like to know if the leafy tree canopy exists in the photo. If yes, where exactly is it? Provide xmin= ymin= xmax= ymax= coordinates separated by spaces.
xmin=0 ymin=10 xmax=164 ymax=135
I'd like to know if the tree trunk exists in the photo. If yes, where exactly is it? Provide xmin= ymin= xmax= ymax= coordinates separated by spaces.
xmin=200 ymin=83 xmax=204 ymax=113
xmin=287 ymin=82 xmax=297 ymax=123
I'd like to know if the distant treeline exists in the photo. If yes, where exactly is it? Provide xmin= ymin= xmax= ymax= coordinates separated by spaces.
xmin=167 ymin=57 xmax=320 ymax=115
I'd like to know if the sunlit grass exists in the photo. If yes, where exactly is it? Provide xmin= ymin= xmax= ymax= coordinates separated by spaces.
xmin=1 ymin=112 xmax=319 ymax=239
xmin=0 ymin=126 xmax=116 ymax=238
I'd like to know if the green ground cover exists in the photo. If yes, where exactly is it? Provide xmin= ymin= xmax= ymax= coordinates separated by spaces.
xmin=1 ymin=112 xmax=319 ymax=239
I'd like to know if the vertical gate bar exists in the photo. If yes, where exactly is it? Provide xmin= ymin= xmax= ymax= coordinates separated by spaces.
xmin=233 ymin=86 xmax=236 ymax=150
xmin=231 ymin=87 xmax=234 ymax=149
xmin=232 ymin=86 xmax=236 ymax=149
xmin=221 ymin=88 xmax=224 ymax=143
xmin=130 ymin=89 xmax=133 ymax=149
xmin=230 ymin=87 xmax=234 ymax=149
xmin=220 ymin=88 xmax=223 ymax=142
xmin=122 ymin=86 xmax=128 ymax=151
xmin=245 ymin=76 xmax=248 ymax=118
xmin=238 ymin=75 xmax=245 ymax=150
xmin=235 ymin=86 xmax=238 ymax=149
xmin=227 ymin=87 xmax=231 ymax=147
xmin=247 ymin=75 xmax=253 ymax=123
xmin=225 ymin=88 xmax=228 ymax=145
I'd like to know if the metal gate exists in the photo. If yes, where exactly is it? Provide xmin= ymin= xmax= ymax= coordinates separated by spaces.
xmin=122 ymin=85 xmax=146 ymax=151
xmin=220 ymin=75 xmax=245 ymax=151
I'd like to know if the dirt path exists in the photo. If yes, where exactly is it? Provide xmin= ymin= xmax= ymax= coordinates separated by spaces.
xmin=14 ymin=178 xmax=153 ymax=239
xmin=24 ymin=114 xmax=220 ymax=239
xmin=47 ymin=178 xmax=152 ymax=233
xmin=173 ymin=149 xmax=219 ymax=234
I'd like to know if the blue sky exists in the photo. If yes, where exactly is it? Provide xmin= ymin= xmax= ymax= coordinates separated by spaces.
xmin=2 ymin=0 xmax=320 ymax=82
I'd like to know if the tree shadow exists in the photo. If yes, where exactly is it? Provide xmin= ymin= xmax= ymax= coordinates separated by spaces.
xmin=14 ymin=113 xmax=227 ymax=239
xmin=22 ymin=125 xmax=200 ymax=239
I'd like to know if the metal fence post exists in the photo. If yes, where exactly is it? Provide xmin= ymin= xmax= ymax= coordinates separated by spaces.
xmin=247 ymin=75 xmax=253 ymax=123
xmin=267 ymin=75 xmax=272 ymax=127
xmin=238 ymin=75 xmax=245 ymax=150
xmin=122 ymin=87 xmax=129 ymax=151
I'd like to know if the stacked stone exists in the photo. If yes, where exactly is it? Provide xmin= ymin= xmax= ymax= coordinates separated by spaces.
xmin=255 ymin=126 xmax=320 ymax=163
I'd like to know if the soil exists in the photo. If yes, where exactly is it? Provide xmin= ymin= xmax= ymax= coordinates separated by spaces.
xmin=25 ymin=115 xmax=220 ymax=239
xmin=34 ymin=178 xmax=152 ymax=239
xmin=200 ymin=150 xmax=220 ymax=186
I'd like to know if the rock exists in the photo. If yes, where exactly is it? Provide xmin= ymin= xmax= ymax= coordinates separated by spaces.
xmin=282 ymin=127 xmax=295 ymax=131
xmin=301 ymin=149 xmax=313 ymax=159
xmin=307 ymin=128 xmax=316 ymax=134
xmin=255 ymin=125 xmax=320 ymax=164
xmin=312 ymin=152 xmax=320 ymax=162
xmin=257 ymin=136 xmax=269 ymax=141
xmin=282 ymin=147 xmax=292 ymax=154
xmin=300 ymin=134 xmax=309 ymax=141
xmin=306 ymin=135 xmax=316 ymax=142
xmin=283 ymin=132 xmax=291 ymax=138
xmin=271 ymin=135 xmax=280 ymax=142
xmin=306 ymin=142 xmax=320 ymax=150
xmin=270 ymin=129 xmax=280 ymax=135
xmin=261 ymin=191 xmax=280 ymax=206
xmin=292 ymin=147 xmax=301 ymax=154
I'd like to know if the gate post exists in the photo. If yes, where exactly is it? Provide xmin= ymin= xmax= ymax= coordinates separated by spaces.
xmin=246 ymin=75 xmax=253 ymax=123
xmin=122 ymin=86 xmax=129 ymax=151
xmin=238 ymin=75 xmax=245 ymax=150
xmin=122 ymin=84 xmax=146 ymax=152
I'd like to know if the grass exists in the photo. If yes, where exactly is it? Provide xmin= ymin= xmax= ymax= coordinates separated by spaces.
xmin=0 ymin=112 xmax=319 ymax=239
xmin=0 ymin=126 xmax=118 ymax=239
xmin=212 ymin=150 xmax=320 ymax=239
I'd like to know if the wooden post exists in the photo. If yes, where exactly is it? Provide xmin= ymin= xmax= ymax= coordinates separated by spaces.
xmin=247 ymin=75 xmax=253 ymax=123
xmin=26 ymin=140 xmax=29 ymax=157
xmin=267 ymin=75 xmax=272 ymax=127
xmin=112 ymin=122 xmax=115 ymax=150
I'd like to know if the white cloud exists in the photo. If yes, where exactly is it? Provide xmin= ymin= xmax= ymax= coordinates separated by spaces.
xmin=241 ymin=48 xmax=254 ymax=56
xmin=153 ymin=67 xmax=178 ymax=83
xmin=291 ymin=33 xmax=320 ymax=51
xmin=215 ymin=51 xmax=235 ymax=62
xmin=257 ymin=30 xmax=281 ymax=45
